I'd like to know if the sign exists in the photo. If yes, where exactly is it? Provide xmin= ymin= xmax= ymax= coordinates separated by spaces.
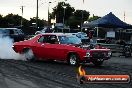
xmin=107 ymin=31 xmax=115 ymax=38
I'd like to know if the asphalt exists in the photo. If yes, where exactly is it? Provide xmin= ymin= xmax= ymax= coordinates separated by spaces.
xmin=0 ymin=56 xmax=132 ymax=88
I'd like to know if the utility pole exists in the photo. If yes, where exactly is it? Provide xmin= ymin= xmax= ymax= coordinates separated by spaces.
xmin=124 ymin=11 xmax=125 ymax=22
xmin=20 ymin=6 xmax=25 ymax=28
xmin=81 ymin=10 xmax=84 ymax=32
xmin=36 ymin=0 xmax=38 ymax=30
xmin=81 ymin=0 xmax=85 ymax=32
xmin=48 ymin=2 xmax=51 ymax=27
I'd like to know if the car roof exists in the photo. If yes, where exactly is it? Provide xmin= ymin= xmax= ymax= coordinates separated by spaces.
xmin=0 ymin=28 xmax=20 ymax=30
xmin=39 ymin=33 xmax=73 ymax=36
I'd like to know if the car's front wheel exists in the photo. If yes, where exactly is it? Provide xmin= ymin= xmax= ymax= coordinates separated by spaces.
xmin=68 ymin=54 xmax=80 ymax=66
xmin=23 ymin=49 xmax=36 ymax=62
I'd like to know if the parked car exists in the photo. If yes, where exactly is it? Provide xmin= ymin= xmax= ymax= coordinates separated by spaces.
xmin=35 ymin=27 xmax=53 ymax=35
xmin=0 ymin=28 xmax=25 ymax=42
xmin=76 ymin=32 xmax=88 ymax=39
xmin=72 ymin=32 xmax=90 ymax=44
xmin=90 ymin=38 xmax=107 ymax=45
xmin=35 ymin=29 xmax=46 ymax=35
xmin=12 ymin=33 xmax=111 ymax=66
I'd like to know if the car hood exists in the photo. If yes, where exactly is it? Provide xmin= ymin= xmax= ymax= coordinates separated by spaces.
xmin=66 ymin=43 xmax=90 ymax=50
xmin=67 ymin=43 xmax=110 ymax=51
xmin=90 ymin=49 xmax=110 ymax=52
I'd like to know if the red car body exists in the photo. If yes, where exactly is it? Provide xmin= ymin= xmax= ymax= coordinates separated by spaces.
xmin=12 ymin=33 xmax=111 ymax=66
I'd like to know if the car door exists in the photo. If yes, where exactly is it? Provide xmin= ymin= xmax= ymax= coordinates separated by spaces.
xmin=35 ymin=35 xmax=59 ymax=60
xmin=44 ymin=35 xmax=67 ymax=60
xmin=35 ymin=35 xmax=66 ymax=60
xmin=34 ymin=35 xmax=50 ymax=59
xmin=49 ymin=43 xmax=67 ymax=60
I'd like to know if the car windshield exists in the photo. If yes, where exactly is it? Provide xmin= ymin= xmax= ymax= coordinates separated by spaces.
xmin=58 ymin=35 xmax=81 ymax=44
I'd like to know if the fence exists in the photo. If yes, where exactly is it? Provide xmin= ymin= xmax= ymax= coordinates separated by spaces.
xmin=100 ymin=44 xmax=127 ymax=57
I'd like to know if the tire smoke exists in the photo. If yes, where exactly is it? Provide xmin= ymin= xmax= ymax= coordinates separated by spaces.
xmin=0 ymin=37 xmax=25 ymax=60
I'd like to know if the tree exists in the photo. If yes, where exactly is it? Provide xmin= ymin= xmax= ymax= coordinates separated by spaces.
xmin=0 ymin=13 xmax=48 ymax=34
xmin=88 ymin=15 xmax=101 ymax=22
xmin=67 ymin=10 xmax=90 ymax=29
xmin=51 ymin=2 xmax=75 ymax=24
xmin=0 ymin=14 xmax=2 ymax=18
xmin=29 ymin=17 xmax=47 ymax=29
xmin=74 ymin=10 xmax=90 ymax=21
xmin=0 ymin=14 xmax=4 ymax=27
xmin=3 ymin=13 xmax=22 ymax=27
xmin=67 ymin=16 xmax=80 ymax=29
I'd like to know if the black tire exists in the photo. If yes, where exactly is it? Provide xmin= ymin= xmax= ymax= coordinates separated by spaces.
xmin=68 ymin=54 xmax=80 ymax=66
xmin=93 ymin=61 xmax=103 ymax=66
xmin=23 ymin=49 xmax=36 ymax=62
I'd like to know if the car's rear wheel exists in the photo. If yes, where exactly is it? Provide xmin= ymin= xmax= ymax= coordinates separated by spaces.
xmin=93 ymin=61 xmax=103 ymax=66
xmin=68 ymin=54 xmax=80 ymax=66
xmin=23 ymin=49 xmax=36 ymax=62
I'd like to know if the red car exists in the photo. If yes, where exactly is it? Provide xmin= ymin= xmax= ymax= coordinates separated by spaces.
xmin=12 ymin=33 xmax=111 ymax=66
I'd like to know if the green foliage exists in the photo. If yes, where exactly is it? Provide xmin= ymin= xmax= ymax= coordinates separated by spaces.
xmin=70 ymin=10 xmax=90 ymax=28
xmin=67 ymin=16 xmax=80 ymax=28
xmin=0 ymin=13 xmax=47 ymax=34
xmin=51 ymin=2 xmax=90 ymax=29
xmin=51 ymin=2 xmax=75 ymax=23
xmin=0 ymin=2 xmax=101 ymax=31
xmin=88 ymin=15 xmax=101 ymax=22
xmin=29 ymin=17 xmax=47 ymax=28
xmin=0 ymin=14 xmax=47 ymax=28
xmin=5 ymin=14 xmax=21 ymax=26
xmin=74 ymin=10 xmax=90 ymax=21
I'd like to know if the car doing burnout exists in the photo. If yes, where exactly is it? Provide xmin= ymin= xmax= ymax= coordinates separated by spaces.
xmin=12 ymin=33 xmax=111 ymax=66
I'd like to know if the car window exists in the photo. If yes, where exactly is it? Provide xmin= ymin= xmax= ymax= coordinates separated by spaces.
xmin=38 ymin=36 xmax=45 ymax=43
xmin=58 ymin=35 xmax=81 ymax=44
xmin=38 ymin=35 xmax=58 ymax=44
xmin=14 ymin=30 xmax=19 ymax=34
xmin=46 ymin=35 xmax=58 ymax=44
xmin=0 ymin=29 xmax=9 ymax=34
xmin=9 ymin=30 xmax=14 ymax=34
xmin=14 ymin=29 xmax=24 ymax=34
xmin=0 ymin=29 xmax=4 ymax=34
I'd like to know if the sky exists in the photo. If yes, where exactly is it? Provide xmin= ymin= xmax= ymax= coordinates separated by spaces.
xmin=0 ymin=0 xmax=132 ymax=24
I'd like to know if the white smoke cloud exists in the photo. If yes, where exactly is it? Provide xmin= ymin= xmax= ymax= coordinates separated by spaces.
xmin=0 ymin=37 xmax=26 ymax=60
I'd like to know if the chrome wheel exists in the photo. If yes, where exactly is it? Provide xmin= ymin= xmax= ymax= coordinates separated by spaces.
xmin=69 ymin=54 xmax=79 ymax=66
